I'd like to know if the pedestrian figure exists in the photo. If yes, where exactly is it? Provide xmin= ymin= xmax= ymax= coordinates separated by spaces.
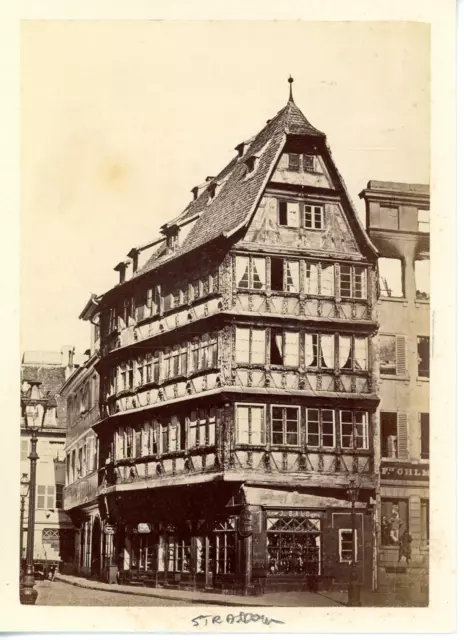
xmin=398 ymin=530 xmax=412 ymax=563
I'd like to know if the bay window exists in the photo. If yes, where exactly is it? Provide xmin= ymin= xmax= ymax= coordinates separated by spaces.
xmin=236 ymin=404 xmax=265 ymax=445
xmin=306 ymin=409 xmax=335 ymax=448
xmin=236 ymin=255 xmax=266 ymax=290
xmin=271 ymin=406 xmax=299 ymax=445
xmin=235 ymin=327 xmax=266 ymax=364
xmin=340 ymin=411 xmax=369 ymax=449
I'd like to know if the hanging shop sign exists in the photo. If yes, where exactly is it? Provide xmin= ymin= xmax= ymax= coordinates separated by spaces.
xmin=103 ymin=524 xmax=117 ymax=535
xmin=238 ymin=508 xmax=253 ymax=537
xmin=380 ymin=462 xmax=429 ymax=482
xmin=135 ymin=523 xmax=152 ymax=534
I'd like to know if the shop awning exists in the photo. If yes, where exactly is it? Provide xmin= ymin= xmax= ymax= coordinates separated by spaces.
xmin=243 ymin=486 xmax=367 ymax=510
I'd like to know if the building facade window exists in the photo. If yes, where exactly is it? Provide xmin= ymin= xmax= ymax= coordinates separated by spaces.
xmin=378 ymin=257 xmax=404 ymax=298
xmin=415 ymin=258 xmax=430 ymax=300
xmin=235 ymin=255 xmax=266 ymax=290
xmin=303 ymin=204 xmax=324 ymax=230
xmin=417 ymin=336 xmax=430 ymax=378
xmin=55 ymin=483 xmax=64 ymax=509
xmin=340 ymin=411 xmax=369 ymax=450
xmin=188 ymin=409 xmax=216 ymax=448
xmin=339 ymin=265 xmax=367 ymax=299
xmin=270 ymin=329 xmax=299 ymax=366
xmin=287 ymin=153 xmax=300 ymax=172
xmin=305 ymin=333 xmax=335 ymax=369
xmin=278 ymin=201 xmax=299 ymax=227
xmin=418 ymin=209 xmax=430 ymax=233
xmin=37 ymin=485 xmax=55 ymax=510
xmin=420 ymin=413 xmax=430 ymax=459
xmin=303 ymin=154 xmax=316 ymax=173
xmin=339 ymin=529 xmax=357 ymax=562
xmin=421 ymin=499 xmax=430 ymax=544
xmin=379 ymin=334 xmax=407 ymax=376
xmin=267 ymin=515 xmax=321 ymax=576
xmin=304 ymin=262 xmax=334 ymax=296
xmin=306 ymin=409 xmax=335 ymax=448
xmin=271 ymin=406 xmax=299 ymax=445
xmin=381 ymin=500 xmax=408 ymax=547
xmin=235 ymin=327 xmax=266 ymax=364
xmin=270 ymin=258 xmax=300 ymax=292
xmin=191 ymin=335 xmax=218 ymax=373
xmin=236 ymin=404 xmax=265 ymax=445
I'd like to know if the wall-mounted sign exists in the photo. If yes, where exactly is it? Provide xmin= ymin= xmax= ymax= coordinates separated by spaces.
xmin=136 ymin=523 xmax=152 ymax=534
xmin=238 ymin=508 xmax=253 ymax=537
xmin=380 ymin=462 xmax=429 ymax=482
xmin=104 ymin=525 xmax=117 ymax=535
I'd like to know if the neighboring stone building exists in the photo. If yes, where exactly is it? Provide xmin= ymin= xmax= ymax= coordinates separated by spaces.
xmin=360 ymin=181 xmax=430 ymax=600
xmin=84 ymin=82 xmax=381 ymax=595
xmin=20 ymin=349 xmax=76 ymax=568
xmin=60 ymin=295 xmax=102 ymax=578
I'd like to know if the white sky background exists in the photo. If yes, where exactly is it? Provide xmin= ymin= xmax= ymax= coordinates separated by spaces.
xmin=21 ymin=21 xmax=430 ymax=354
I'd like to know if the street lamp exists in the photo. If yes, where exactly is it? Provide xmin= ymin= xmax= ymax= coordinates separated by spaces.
xmin=346 ymin=478 xmax=361 ymax=607
xmin=20 ymin=380 xmax=57 ymax=605
xmin=20 ymin=473 xmax=30 ymax=569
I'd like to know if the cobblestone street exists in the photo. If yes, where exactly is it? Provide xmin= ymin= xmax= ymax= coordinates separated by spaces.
xmin=36 ymin=581 xmax=193 ymax=606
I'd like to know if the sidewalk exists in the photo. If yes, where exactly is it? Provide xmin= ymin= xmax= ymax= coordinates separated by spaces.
xmin=56 ymin=574 xmax=347 ymax=607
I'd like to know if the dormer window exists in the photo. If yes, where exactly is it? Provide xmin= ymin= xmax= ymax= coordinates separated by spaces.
xmin=207 ymin=182 xmax=217 ymax=201
xmin=245 ymin=156 xmax=257 ymax=175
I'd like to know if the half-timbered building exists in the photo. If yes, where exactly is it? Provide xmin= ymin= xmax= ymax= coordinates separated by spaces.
xmin=91 ymin=82 xmax=381 ymax=594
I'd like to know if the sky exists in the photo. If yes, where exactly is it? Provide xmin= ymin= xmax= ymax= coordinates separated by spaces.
xmin=21 ymin=21 xmax=430 ymax=355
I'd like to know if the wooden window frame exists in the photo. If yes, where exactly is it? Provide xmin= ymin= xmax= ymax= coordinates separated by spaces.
xmin=340 ymin=264 xmax=367 ymax=300
xmin=270 ymin=405 xmax=300 ymax=446
xmin=303 ymin=204 xmax=324 ymax=230
xmin=235 ymin=403 xmax=266 ymax=445
xmin=339 ymin=529 xmax=357 ymax=563
xmin=306 ymin=408 xmax=335 ymax=449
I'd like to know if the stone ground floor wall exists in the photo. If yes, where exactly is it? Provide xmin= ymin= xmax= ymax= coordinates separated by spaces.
xmin=377 ymin=483 xmax=429 ymax=603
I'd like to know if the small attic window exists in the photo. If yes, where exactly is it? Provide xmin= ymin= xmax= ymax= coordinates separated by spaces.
xmin=245 ymin=156 xmax=257 ymax=175
xmin=208 ymin=182 xmax=217 ymax=201
xmin=288 ymin=154 xmax=300 ymax=172
xmin=191 ymin=186 xmax=199 ymax=201
xmin=236 ymin=143 xmax=245 ymax=158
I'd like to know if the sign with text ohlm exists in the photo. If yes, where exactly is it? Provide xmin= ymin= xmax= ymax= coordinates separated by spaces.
xmin=380 ymin=462 xmax=429 ymax=482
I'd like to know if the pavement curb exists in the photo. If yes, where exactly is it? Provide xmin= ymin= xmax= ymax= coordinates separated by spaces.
xmin=55 ymin=575 xmax=260 ymax=607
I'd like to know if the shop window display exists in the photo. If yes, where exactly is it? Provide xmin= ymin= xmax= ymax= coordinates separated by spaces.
xmin=266 ymin=515 xmax=321 ymax=576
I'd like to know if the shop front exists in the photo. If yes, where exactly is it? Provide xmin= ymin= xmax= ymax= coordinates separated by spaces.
xmin=109 ymin=483 xmax=374 ymax=595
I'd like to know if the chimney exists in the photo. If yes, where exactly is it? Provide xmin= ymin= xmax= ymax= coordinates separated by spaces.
xmin=61 ymin=345 xmax=74 ymax=367
xmin=127 ymin=248 xmax=139 ymax=276
xmin=114 ymin=260 xmax=130 ymax=284
xmin=191 ymin=186 xmax=199 ymax=201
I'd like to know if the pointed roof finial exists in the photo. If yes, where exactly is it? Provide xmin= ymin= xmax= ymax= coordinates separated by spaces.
xmin=288 ymin=75 xmax=294 ymax=103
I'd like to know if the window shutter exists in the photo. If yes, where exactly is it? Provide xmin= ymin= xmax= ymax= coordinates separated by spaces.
xmin=396 ymin=335 xmax=407 ymax=375
xmin=397 ymin=412 xmax=409 ymax=459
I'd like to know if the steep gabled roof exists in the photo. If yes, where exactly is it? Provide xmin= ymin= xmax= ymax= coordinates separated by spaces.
xmin=137 ymin=99 xmax=326 ymax=276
